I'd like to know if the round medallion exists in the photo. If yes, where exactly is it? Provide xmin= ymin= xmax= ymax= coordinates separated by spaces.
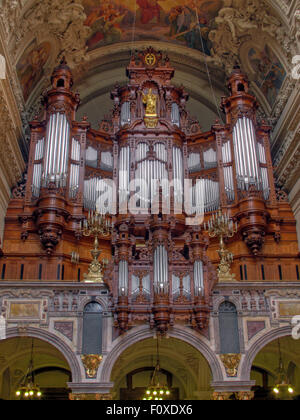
xmin=145 ymin=53 xmax=156 ymax=67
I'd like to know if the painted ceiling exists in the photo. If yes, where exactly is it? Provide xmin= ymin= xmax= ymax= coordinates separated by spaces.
xmin=1 ymin=0 xmax=298 ymax=131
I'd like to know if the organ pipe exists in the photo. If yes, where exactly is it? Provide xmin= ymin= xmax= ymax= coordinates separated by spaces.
xmin=119 ymin=146 xmax=130 ymax=206
xmin=69 ymin=138 xmax=80 ymax=198
xmin=43 ymin=113 xmax=70 ymax=187
xmin=233 ymin=116 xmax=261 ymax=190
xmin=84 ymin=177 xmax=113 ymax=212
xmin=203 ymin=148 xmax=217 ymax=169
xmin=86 ymin=146 xmax=98 ymax=168
xmin=258 ymin=142 xmax=270 ymax=199
xmin=222 ymin=141 xmax=235 ymax=202
xmin=154 ymin=245 xmax=169 ymax=293
xmin=194 ymin=260 xmax=204 ymax=296
xmin=118 ymin=260 xmax=129 ymax=295
xmin=32 ymin=138 xmax=44 ymax=197
xmin=135 ymin=143 xmax=168 ymax=209
xmin=171 ymin=103 xmax=180 ymax=127
xmin=188 ymin=152 xmax=201 ymax=173
xmin=121 ymin=102 xmax=131 ymax=126
xmin=192 ymin=178 xmax=220 ymax=214
xmin=172 ymin=146 xmax=183 ymax=205
xmin=100 ymin=151 xmax=113 ymax=170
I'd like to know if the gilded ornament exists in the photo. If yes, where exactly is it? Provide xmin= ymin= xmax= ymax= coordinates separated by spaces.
xmin=145 ymin=53 xmax=156 ymax=67
xmin=142 ymin=88 xmax=158 ymax=128
xmin=220 ymin=353 xmax=241 ymax=377
xmin=81 ymin=354 xmax=103 ymax=378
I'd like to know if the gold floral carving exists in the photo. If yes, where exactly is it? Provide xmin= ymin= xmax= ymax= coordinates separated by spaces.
xmin=81 ymin=354 xmax=103 ymax=378
xmin=235 ymin=391 xmax=254 ymax=400
xmin=211 ymin=392 xmax=232 ymax=400
xmin=220 ymin=354 xmax=241 ymax=377
xmin=69 ymin=393 xmax=112 ymax=401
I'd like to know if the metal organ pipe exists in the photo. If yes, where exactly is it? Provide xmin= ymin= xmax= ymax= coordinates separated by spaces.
xmin=121 ymin=102 xmax=131 ymax=126
xmin=194 ymin=260 xmax=204 ymax=296
xmin=32 ymin=138 xmax=44 ymax=197
xmin=171 ymin=103 xmax=180 ymax=127
xmin=172 ymin=146 xmax=183 ymax=205
xmin=188 ymin=153 xmax=201 ymax=173
xmin=233 ymin=117 xmax=261 ymax=190
xmin=154 ymin=245 xmax=168 ymax=292
xmin=222 ymin=141 xmax=235 ymax=202
xmin=193 ymin=178 xmax=219 ymax=214
xmin=100 ymin=151 xmax=113 ymax=170
xmin=43 ymin=113 xmax=70 ymax=187
xmin=84 ymin=177 xmax=113 ymax=212
xmin=135 ymin=143 xmax=168 ymax=209
xmin=258 ymin=142 xmax=270 ymax=199
xmin=203 ymin=148 xmax=217 ymax=169
xmin=118 ymin=260 xmax=128 ymax=295
xmin=119 ymin=146 xmax=130 ymax=206
xmin=69 ymin=138 xmax=80 ymax=198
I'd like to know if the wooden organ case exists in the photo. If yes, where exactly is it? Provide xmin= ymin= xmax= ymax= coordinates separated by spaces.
xmin=1 ymin=49 xmax=299 ymax=335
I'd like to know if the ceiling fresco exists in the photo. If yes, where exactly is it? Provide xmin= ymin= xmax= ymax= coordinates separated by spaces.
xmin=16 ymin=40 xmax=52 ymax=102
xmin=82 ymin=0 xmax=222 ymax=53
xmin=248 ymin=45 xmax=286 ymax=108
xmin=5 ymin=0 xmax=295 ymax=126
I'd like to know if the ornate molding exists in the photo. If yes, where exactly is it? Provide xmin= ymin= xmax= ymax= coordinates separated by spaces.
xmin=209 ymin=0 xmax=295 ymax=74
xmin=0 ymin=0 xmax=91 ymax=68
xmin=81 ymin=354 xmax=103 ymax=379
xmin=0 ymin=89 xmax=23 ymax=185
xmin=220 ymin=354 xmax=242 ymax=377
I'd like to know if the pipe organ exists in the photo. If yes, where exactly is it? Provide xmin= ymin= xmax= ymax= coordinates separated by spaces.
xmin=3 ymin=50 xmax=299 ymax=336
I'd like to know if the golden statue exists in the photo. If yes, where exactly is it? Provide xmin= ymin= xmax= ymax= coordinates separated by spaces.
xmin=142 ymin=88 xmax=157 ymax=117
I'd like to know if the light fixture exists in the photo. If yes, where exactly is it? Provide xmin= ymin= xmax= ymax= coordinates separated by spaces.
xmin=15 ymin=339 xmax=42 ymax=400
xmin=272 ymin=339 xmax=294 ymax=400
xmin=142 ymin=337 xmax=171 ymax=400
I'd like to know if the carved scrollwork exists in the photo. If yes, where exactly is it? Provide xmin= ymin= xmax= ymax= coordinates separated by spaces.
xmin=243 ymin=228 xmax=265 ymax=255
xmin=11 ymin=172 xmax=27 ymax=199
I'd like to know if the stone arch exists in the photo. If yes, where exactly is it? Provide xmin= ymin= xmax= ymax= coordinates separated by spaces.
xmin=240 ymin=325 xmax=292 ymax=380
xmin=100 ymin=325 xmax=223 ymax=383
xmin=78 ymin=295 xmax=109 ymax=312
xmin=5 ymin=326 xmax=81 ymax=383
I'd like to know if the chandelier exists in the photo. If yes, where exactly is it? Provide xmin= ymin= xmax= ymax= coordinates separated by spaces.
xmin=205 ymin=209 xmax=238 ymax=283
xmin=80 ymin=209 xmax=112 ymax=283
xmin=15 ymin=340 xmax=42 ymax=400
xmin=143 ymin=338 xmax=171 ymax=400
xmin=272 ymin=340 xmax=294 ymax=399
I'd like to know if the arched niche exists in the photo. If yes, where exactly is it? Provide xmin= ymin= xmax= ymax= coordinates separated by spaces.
xmin=82 ymin=301 xmax=103 ymax=355
xmin=218 ymin=301 xmax=240 ymax=354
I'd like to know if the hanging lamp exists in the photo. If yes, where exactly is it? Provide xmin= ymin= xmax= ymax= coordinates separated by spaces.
xmin=15 ymin=339 xmax=42 ymax=400
xmin=143 ymin=337 xmax=171 ymax=401
xmin=272 ymin=339 xmax=294 ymax=399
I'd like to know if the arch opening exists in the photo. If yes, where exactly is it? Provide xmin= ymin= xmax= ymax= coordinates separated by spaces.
xmin=110 ymin=336 xmax=212 ymax=400
xmin=250 ymin=336 xmax=300 ymax=400
xmin=0 ymin=337 xmax=72 ymax=401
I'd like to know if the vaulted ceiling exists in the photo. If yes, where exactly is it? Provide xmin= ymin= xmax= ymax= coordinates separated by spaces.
xmin=1 ymin=0 xmax=298 ymax=129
